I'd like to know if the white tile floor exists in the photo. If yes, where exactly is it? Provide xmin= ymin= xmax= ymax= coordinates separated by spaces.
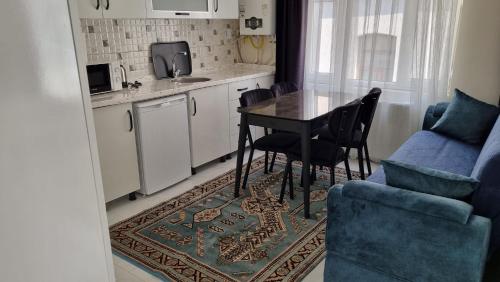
xmin=107 ymin=150 xmax=378 ymax=282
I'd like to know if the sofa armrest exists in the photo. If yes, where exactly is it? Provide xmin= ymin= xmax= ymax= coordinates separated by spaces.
xmin=326 ymin=181 xmax=491 ymax=282
xmin=342 ymin=180 xmax=473 ymax=224
xmin=422 ymin=102 xmax=450 ymax=130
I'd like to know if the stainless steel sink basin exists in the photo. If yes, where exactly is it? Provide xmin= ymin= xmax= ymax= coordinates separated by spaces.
xmin=173 ymin=77 xmax=211 ymax=84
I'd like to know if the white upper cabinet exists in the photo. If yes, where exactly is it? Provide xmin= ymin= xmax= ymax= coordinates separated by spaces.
xmin=78 ymin=0 xmax=147 ymax=19
xmin=212 ymin=0 xmax=239 ymax=19
xmin=79 ymin=0 xmax=238 ymax=19
xmin=147 ymin=0 xmax=213 ymax=19
xmin=78 ymin=0 xmax=104 ymax=18
xmin=103 ymin=0 xmax=147 ymax=18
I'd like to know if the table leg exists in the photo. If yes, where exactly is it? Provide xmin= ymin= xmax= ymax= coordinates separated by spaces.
xmin=301 ymin=123 xmax=312 ymax=219
xmin=234 ymin=114 xmax=248 ymax=198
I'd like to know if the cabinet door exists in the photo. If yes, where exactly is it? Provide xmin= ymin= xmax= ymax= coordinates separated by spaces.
xmin=212 ymin=0 xmax=238 ymax=19
xmin=147 ymin=0 xmax=212 ymax=18
xmin=93 ymin=103 xmax=140 ymax=202
xmin=227 ymin=79 xmax=263 ymax=148
xmin=228 ymin=78 xmax=256 ymax=101
xmin=256 ymin=75 xmax=275 ymax=89
xmin=103 ymin=0 xmax=147 ymax=18
xmin=77 ymin=0 xmax=104 ymax=18
xmin=189 ymin=84 xmax=231 ymax=167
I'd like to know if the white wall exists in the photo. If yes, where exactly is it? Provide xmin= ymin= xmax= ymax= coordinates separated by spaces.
xmin=450 ymin=0 xmax=500 ymax=105
xmin=0 ymin=1 xmax=113 ymax=281
xmin=238 ymin=35 xmax=276 ymax=66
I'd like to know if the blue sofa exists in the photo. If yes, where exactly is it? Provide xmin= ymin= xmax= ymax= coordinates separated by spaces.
xmin=325 ymin=104 xmax=500 ymax=281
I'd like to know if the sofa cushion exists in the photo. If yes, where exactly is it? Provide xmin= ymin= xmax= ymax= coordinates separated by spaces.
xmin=382 ymin=160 xmax=479 ymax=200
xmin=422 ymin=102 xmax=450 ymax=130
xmin=368 ymin=131 xmax=482 ymax=184
xmin=431 ymin=89 xmax=499 ymax=144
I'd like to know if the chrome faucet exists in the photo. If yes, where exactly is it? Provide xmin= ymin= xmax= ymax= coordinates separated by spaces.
xmin=172 ymin=51 xmax=188 ymax=79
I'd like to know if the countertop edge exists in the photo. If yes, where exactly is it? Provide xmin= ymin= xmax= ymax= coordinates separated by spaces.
xmin=91 ymin=67 xmax=275 ymax=109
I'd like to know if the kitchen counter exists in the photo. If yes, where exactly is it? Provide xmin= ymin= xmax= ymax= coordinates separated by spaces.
xmin=91 ymin=64 xmax=275 ymax=108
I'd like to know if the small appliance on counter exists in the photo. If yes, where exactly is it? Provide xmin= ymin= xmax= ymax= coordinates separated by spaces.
xmin=134 ymin=94 xmax=192 ymax=195
xmin=86 ymin=62 xmax=123 ymax=95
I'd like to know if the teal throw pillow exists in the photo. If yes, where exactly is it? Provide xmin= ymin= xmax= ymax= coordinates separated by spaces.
xmin=382 ymin=160 xmax=479 ymax=200
xmin=431 ymin=89 xmax=499 ymax=144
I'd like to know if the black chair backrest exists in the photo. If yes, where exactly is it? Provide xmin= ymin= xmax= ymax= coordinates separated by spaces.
xmin=359 ymin=88 xmax=382 ymax=141
xmin=271 ymin=82 xmax=299 ymax=97
xmin=239 ymin=89 xmax=274 ymax=107
xmin=328 ymin=100 xmax=363 ymax=147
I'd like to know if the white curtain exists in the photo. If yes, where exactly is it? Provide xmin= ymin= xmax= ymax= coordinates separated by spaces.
xmin=304 ymin=0 xmax=462 ymax=160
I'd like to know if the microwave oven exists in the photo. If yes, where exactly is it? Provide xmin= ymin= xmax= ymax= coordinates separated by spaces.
xmin=86 ymin=62 xmax=122 ymax=95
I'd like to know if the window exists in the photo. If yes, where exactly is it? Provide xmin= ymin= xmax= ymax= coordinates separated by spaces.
xmin=306 ymin=0 xmax=415 ymax=86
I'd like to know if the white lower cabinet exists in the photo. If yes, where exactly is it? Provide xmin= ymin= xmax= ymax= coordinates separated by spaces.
xmin=254 ymin=75 xmax=274 ymax=139
xmin=228 ymin=78 xmax=255 ymax=152
xmin=226 ymin=75 xmax=275 ymax=152
xmin=93 ymin=75 xmax=275 ymax=181
xmin=256 ymin=75 xmax=275 ymax=90
xmin=93 ymin=103 xmax=140 ymax=202
xmin=188 ymin=84 xmax=231 ymax=168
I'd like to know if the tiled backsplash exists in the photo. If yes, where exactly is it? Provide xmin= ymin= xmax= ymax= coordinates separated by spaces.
xmin=81 ymin=18 xmax=240 ymax=81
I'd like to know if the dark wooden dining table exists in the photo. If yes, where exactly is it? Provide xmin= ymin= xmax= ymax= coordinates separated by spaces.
xmin=234 ymin=89 xmax=355 ymax=218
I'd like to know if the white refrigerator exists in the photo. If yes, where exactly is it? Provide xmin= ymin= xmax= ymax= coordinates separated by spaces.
xmin=134 ymin=95 xmax=192 ymax=195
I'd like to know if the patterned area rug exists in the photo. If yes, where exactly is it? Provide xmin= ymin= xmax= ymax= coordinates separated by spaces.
xmin=110 ymin=155 xmax=359 ymax=281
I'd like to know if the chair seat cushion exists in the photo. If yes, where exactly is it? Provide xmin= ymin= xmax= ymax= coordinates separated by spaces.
xmin=253 ymin=133 xmax=300 ymax=153
xmin=288 ymin=140 xmax=345 ymax=165
xmin=368 ymin=131 xmax=482 ymax=184
xmin=318 ymin=126 xmax=363 ymax=147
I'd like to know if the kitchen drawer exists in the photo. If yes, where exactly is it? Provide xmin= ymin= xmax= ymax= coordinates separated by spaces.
xmin=229 ymin=99 xmax=241 ymax=118
xmin=228 ymin=79 xmax=256 ymax=101
xmin=230 ymin=116 xmax=266 ymax=142
xmin=230 ymin=117 xmax=257 ymax=137
xmin=256 ymin=75 xmax=275 ymax=90
xmin=254 ymin=126 xmax=266 ymax=139
xmin=229 ymin=117 xmax=257 ymax=151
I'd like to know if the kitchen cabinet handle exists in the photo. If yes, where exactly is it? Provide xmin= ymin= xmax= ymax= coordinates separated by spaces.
xmin=192 ymin=98 xmax=197 ymax=116
xmin=127 ymin=110 xmax=133 ymax=132
xmin=105 ymin=0 xmax=110 ymax=10
xmin=215 ymin=0 xmax=219 ymax=12
xmin=175 ymin=12 xmax=190 ymax=16
xmin=237 ymin=87 xmax=248 ymax=92
xmin=95 ymin=0 xmax=100 ymax=10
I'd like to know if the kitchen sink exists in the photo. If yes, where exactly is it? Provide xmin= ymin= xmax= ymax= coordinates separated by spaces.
xmin=173 ymin=77 xmax=211 ymax=84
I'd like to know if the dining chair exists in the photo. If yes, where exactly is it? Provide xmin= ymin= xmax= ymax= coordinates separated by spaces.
xmin=279 ymin=100 xmax=362 ymax=203
xmin=270 ymin=81 xmax=299 ymax=97
xmin=239 ymin=89 xmax=300 ymax=190
xmin=318 ymin=88 xmax=382 ymax=180
xmin=267 ymin=82 xmax=300 ymax=173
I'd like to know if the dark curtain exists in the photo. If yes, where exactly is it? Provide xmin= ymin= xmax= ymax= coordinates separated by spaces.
xmin=275 ymin=0 xmax=309 ymax=89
